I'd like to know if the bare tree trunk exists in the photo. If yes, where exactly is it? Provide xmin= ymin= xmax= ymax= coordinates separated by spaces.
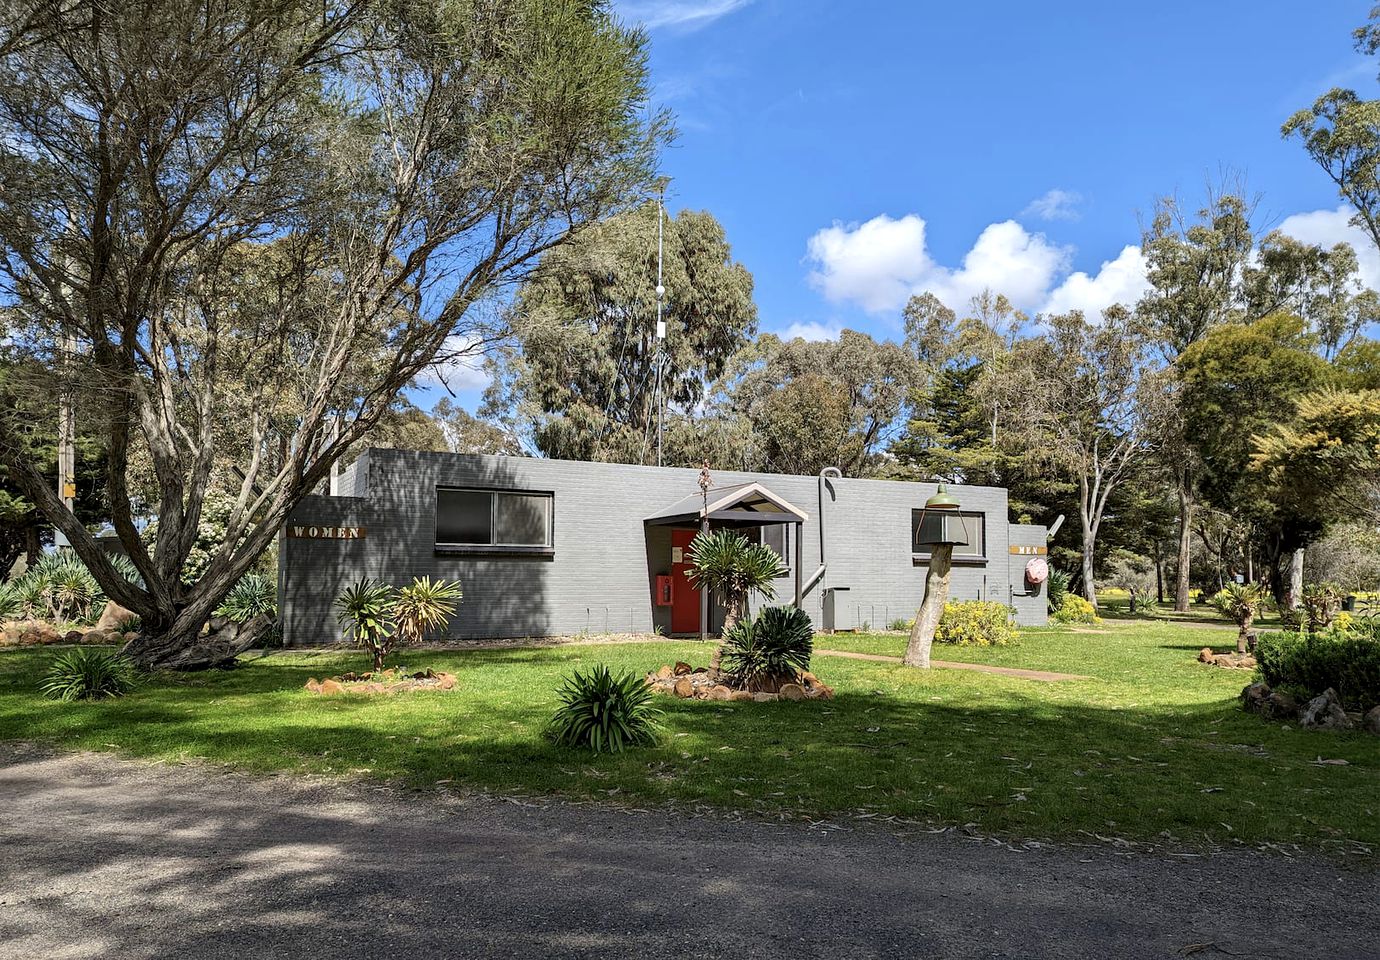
xmin=1081 ymin=540 xmax=1097 ymax=610
xmin=1154 ymin=541 xmax=1165 ymax=605
xmin=1287 ymin=549 xmax=1304 ymax=609
xmin=1174 ymin=483 xmax=1193 ymax=613
xmin=904 ymin=544 xmax=953 ymax=668
xmin=708 ymin=592 xmax=742 ymax=676
xmin=1237 ymin=611 xmax=1254 ymax=656
xmin=122 ymin=613 xmax=272 ymax=671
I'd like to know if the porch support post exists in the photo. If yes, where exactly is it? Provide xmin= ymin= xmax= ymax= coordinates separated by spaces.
xmin=699 ymin=516 xmax=709 ymax=642
xmin=794 ymin=520 xmax=803 ymax=609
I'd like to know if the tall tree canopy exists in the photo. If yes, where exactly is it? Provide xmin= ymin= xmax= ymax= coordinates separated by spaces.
xmin=0 ymin=0 xmax=666 ymax=667
xmin=482 ymin=202 xmax=755 ymax=463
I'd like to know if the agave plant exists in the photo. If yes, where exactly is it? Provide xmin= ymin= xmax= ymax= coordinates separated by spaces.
xmin=1211 ymin=582 xmax=1268 ymax=654
xmin=40 ymin=648 xmax=138 ymax=702
xmin=686 ymin=529 xmax=786 ymax=672
xmin=335 ymin=578 xmax=397 ymax=671
xmin=0 ymin=581 xmax=22 ymax=621
xmin=1046 ymin=569 xmax=1070 ymax=615
xmin=215 ymin=572 xmax=278 ymax=624
xmin=392 ymin=577 xmax=463 ymax=647
xmin=545 ymin=665 xmax=662 ymax=754
xmin=719 ymin=605 xmax=814 ymax=689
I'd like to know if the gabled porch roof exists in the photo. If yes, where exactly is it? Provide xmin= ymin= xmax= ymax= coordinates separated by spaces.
xmin=644 ymin=481 xmax=808 ymax=527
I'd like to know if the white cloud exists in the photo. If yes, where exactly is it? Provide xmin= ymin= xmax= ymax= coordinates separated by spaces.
xmin=616 ymin=0 xmax=751 ymax=29
xmin=418 ymin=334 xmax=490 ymax=392
xmin=1277 ymin=204 xmax=1380 ymax=292
xmin=773 ymin=320 xmax=843 ymax=342
xmin=806 ymin=214 xmax=1071 ymax=314
xmin=1022 ymin=188 xmax=1083 ymax=222
xmin=1042 ymin=245 xmax=1150 ymax=318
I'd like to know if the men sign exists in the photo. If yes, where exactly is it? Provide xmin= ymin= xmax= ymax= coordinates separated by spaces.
xmin=288 ymin=525 xmax=366 ymax=541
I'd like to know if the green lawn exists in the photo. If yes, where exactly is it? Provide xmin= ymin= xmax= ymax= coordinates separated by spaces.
xmin=1 ymin=622 xmax=1376 ymax=852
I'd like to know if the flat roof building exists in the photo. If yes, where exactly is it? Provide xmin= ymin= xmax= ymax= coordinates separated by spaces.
xmin=279 ymin=450 xmax=1048 ymax=644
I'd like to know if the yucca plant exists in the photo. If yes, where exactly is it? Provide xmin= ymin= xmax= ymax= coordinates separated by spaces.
xmin=1046 ymin=568 xmax=1070 ymax=615
xmin=392 ymin=577 xmax=463 ymax=647
xmin=546 ymin=665 xmax=662 ymax=754
xmin=335 ymin=578 xmax=397 ymax=671
xmin=0 ymin=581 xmax=21 ymax=621
xmin=1211 ymin=582 xmax=1268 ymax=654
xmin=719 ymin=605 xmax=814 ymax=689
xmin=40 ymin=648 xmax=138 ymax=702
xmin=686 ymin=529 xmax=786 ymax=672
xmin=215 ymin=572 xmax=278 ymax=624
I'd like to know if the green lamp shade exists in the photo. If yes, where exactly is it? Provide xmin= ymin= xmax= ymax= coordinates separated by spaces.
xmin=925 ymin=483 xmax=960 ymax=510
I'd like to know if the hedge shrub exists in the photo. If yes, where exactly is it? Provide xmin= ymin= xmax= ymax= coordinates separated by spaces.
xmin=1255 ymin=629 xmax=1380 ymax=712
xmin=1051 ymin=593 xmax=1100 ymax=624
xmin=935 ymin=601 xmax=1019 ymax=646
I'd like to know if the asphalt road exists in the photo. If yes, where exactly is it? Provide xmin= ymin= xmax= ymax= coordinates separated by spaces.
xmin=1 ymin=742 xmax=1375 ymax=960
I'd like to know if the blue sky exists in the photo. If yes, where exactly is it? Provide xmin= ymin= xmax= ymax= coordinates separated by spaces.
xmin=421 ymin=0 xmax=1379 ymax=410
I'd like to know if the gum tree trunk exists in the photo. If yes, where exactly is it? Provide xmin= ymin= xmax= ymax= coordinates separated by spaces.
xmin=903 ymin=543 xmax=953 ymax=668
xmin=1174 ymin=484 xmax=1193 ymax=613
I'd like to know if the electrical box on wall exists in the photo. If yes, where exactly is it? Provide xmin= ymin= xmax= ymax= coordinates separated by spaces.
xmin=655 ymin=575 xmax=674 ymax=607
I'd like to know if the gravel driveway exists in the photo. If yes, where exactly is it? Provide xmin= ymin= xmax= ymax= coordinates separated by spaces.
xmin=1 ymin=742 xmax=1374 ymax=959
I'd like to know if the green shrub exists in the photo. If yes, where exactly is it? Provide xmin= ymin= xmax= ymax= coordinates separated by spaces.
xmin=935 ymin=600 xmax=1019 ymax=646
xmin=0 ymin=581 xmax=21 ymax=621
xmin=887 ymin=617 xmax=913 ymax=632
xmin=335 ymin=578 xmax=397 ymax=671
xmin=719 ymin=605 xmax=814 ymax=686
xmin=1046 ymin=569 xmax=1070 ymax=614
xmin=40 ymin=648 xmax=138 ymax=702
xmin=1255 ymin=629 xmax=1380 ymax=711
xmin=215 ymin=572 xmax=278 ymax=623
xmin=392 ymin=576 xmax=463 ymax=646
xmin=546 ymin=665 xmax=662 ymax=753
xmin=1052 ymin=593 xmax=1100 ymax=624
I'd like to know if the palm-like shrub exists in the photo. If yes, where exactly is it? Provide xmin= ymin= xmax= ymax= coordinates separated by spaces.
xmin=1211 ymin=582 xmax=1268 ymax=654
xmin=393 ymin=577 xmax=463 ymax=647
xmin=546 ymin=665 xmax=662 ymax=753
xmin=686 ymin=529 xmax=786 ymax=672
xmin=719 ymin=605 xmax=814 ymax=688
xmin=215 ymin=572 xmax=278 ymax=623
xmin=1300 ymin=582 xmax=1342 ymax=632
xmin=40 ymin=648 xmax=138 ymax=701
xmin=0 ymin=581 xmax=21 ymax=621
xmin=335 ymin=579 xmax=397 ymax=671
xmin=1046 ymin=569 xmax=1070 ymax=615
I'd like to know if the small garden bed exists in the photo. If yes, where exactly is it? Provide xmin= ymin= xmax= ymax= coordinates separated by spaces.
xmin=1197 ymin=647 xmax=1257 ymax=669
xmin=304 ymin=668 xmax=457 ymax=695
xmin=644 ymin=661 xmax=834 ymax=702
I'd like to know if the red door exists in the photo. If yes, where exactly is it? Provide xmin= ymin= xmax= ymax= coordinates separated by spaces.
xmin=670 ymin=528 xmax=701 ymax=634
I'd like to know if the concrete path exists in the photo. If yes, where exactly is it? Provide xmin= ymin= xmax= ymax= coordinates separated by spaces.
xmin=816 ymin=648 xmax=1090 ymax=681
xmin=1 ymin=743 xmax=1374 ymax=959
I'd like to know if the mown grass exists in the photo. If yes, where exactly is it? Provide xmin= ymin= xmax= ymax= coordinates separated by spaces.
xmin=1 ymin=622 xmax=1376 ymax=852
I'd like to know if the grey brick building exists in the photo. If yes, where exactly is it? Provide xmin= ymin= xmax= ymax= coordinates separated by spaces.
xmin=279 ymin=450 xmax=1048 ymax=645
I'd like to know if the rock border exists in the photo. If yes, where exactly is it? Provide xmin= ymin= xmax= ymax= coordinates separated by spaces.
xmin=305 ymin=668 xmax=458 ymax=696
xmin=645 ymin=662 xmax=834 ymax=702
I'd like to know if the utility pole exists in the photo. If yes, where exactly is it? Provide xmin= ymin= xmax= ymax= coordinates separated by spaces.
xmin=55 ymin=219 xmax=77 ymax=548
xmin=654 ymin=182 xmax=667 ymax=467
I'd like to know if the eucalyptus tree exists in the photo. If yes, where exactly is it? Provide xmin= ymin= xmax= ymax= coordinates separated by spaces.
xmin=1008 ymin=308 xmax=1167 ymax=608
xmin=0 ymin=0 xmax=666 ymax=668
xmin=482 ymin=202 xmax=756 ymax=464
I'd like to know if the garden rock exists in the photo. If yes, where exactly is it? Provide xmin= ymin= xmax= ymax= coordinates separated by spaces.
xmin=1364 ymin=706 xmax=1380 ymax=737
xmin=673 ymin=678 xmax=694 ymax=698
xmin=778 ymin=683 xmax=806 ymax=701
xmin=95 ymin=600 xmax=136 ymax=632
xmin=655 ymin=665 xmax=673 ymax=680
xmin=730 ymin=690 xmax=754 ymax=702
xmin=317 ymin=679 xmax=346 ymax=696
xmin=62 ymin=629 xmax=84 ymax=643
xmin=1298 ymin=688 xmax=1353 ymax=731
xmin=708 ymin=684 xmax=732 ymax=701
xmin=1241 ymin=682 xmax=1271 ymax=711
xmin=673 ymin=661 xmax=692 ymax=676
xmin=751 ymin=692 xmax=778 ymax=702
xmin=1261 ymin=690 xmax=1299 ymax=721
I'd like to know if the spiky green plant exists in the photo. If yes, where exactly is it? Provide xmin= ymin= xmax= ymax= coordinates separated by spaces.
xmin=1046 ymin=568 xmax=1070 ymax=615
xmin=1211 ymin=582 xmax=1268 ymax=654
xmin=392 ymin=577 xmax=463 ymax=647
xmin=719 ymin=605 xmax=814 ymax=688
xmin=546 ymin=665 xmax=662 ymax=754
xmin=335 ymin=579 xmax=397 ymax=671
xmin=686 ymin=529 xmax=786 ymax=672
xmin=215 ymin=572 xmax=278 ymax=624
xmin=0 ymin=581 xmax=21 ymax=621
xmin=40 ymin=648 xmax=138 ymax=702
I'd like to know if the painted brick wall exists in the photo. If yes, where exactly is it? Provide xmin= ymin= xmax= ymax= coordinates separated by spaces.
xmin=280 ymin=451 xmax=1046 ymax=645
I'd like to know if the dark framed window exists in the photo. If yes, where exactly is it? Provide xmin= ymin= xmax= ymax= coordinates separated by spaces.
xmin=436 ymin=488 xmax=553 ymax=550
xmin=758 ymin=524 xmax=791 ymax=572
xmin=911 ymin=510 xmax=985 ymax=560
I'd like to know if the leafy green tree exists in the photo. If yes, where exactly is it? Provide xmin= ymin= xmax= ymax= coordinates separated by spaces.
xmin=483 ymin=202 xmax=756 ymax=463
xmin=1178 ymin=316 xmax=1336 ymax=604
xmin=430 ymin=399 xmax=524 ymax=457
xmin=1006 ymin=308 xmax=1167 ymax=608
xmin=0 ymin=0 xmax=665 ymax=668
xmin=721 ymin=330 xmax=916 ymax=477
